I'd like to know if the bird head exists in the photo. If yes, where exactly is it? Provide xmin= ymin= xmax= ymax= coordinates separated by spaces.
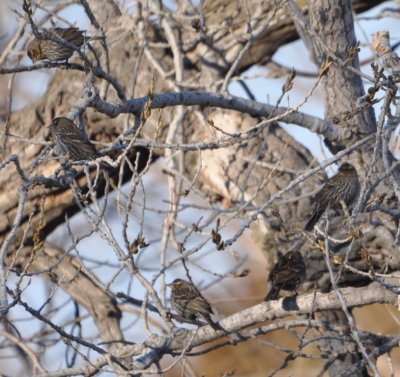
xmin=338 ymin=163 xmax=356 ymax=174
xmin=285 ymin=251 xmax=302 ymax=261
xmin=27 ymin=40 xmax=42 ymax=62
xmin=48 ymin=117 xmax=74 ymax=131
xmin=168 ymin=279 xmax=187 ymax=290
xmin=48 ymin=117 xmax=63 ymax=130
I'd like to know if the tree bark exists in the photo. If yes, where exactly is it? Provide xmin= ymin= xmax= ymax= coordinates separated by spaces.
xmin=309 ymin=0 xmax=376 ymax=135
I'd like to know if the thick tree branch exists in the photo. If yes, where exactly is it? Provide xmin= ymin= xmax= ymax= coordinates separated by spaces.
xmin=33 ymin=283 xmax=396 ymax=377
xmin=92 ymin=91 xmax=345 ymax=140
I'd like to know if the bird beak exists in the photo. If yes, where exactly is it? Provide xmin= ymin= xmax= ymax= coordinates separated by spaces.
xmin=166 ymin=282 xmax=173 ymax=287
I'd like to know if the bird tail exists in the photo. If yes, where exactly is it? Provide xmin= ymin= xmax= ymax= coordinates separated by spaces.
xmin=100 ymin=161 xmax=117 ymax=173
xmin=305 ymin=209 xmax=324 ymax=231
xmin=204 ymin=315 xmax=224 ymax=331
xmin=264 ymin=285 xmax=281 ymax=301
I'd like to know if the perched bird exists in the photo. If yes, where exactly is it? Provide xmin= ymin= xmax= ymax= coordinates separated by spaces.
xmin=305 ymin=163 xmax=360 ymax=231
xmin=27 ymin=27 xmax=85 ymax=63
xmin=265 ymin=251 xmax=306 ymax=301
xmin=49 ymin=117 xmax=115 ymax=173
xmin=168 ymin=279 xmax=221 ymax=330
xmin=49 ymin=117 xmax=100 ymax=161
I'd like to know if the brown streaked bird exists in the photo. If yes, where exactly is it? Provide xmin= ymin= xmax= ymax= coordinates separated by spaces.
xmin=48 ymin=117 xmax=116 ymax=173
xmin=27 ymin=27 xmax=85 ymax=63
xmin=265 ymin=251 xmax=306 ymax=301
xmin=305 ymin=163 xmax=360 ymax=231
xmin=168 ymin=279 xmax=221 ymax=331
xmin=49 ymin=117 xmax=101 ymax=162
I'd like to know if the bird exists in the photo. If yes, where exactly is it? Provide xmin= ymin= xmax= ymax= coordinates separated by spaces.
xmin=305 ymin=163 xmax=360 ymax=231
xmin=265 ymin=251 xmax=306 ymax=301
xmin=27 ymin=27 xmax=85 ymax=63
xmin=48 ymin=117 xmax=114 ymax=172
xmin=168 ymin=279 xmax=221 ymax=330
xmin=49 ymin=117 xmax=100 ymax=161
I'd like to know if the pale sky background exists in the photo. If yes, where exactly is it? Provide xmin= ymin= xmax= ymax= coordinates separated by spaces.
xmin=1 ymin=1 xmax=399 ymax=375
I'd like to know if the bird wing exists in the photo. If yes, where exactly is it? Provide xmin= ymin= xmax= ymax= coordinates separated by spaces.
xmin=189 ymin=296 xmax=213 ymax=315
xmin=314 ymin=178 xmax=336 ymax=201
xmin=272 ymin=269 xmax=298 ymax=285
xmin=177 ymin=287 xmax=213 ymax=315
xmin=62 ymin=132 xmax=99 ymax=160
xmin=54 ymin=28 xmax=85 ymax=46
xmin=270 ymin=262 xmax=299 ymax=285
